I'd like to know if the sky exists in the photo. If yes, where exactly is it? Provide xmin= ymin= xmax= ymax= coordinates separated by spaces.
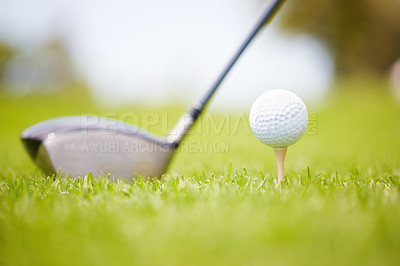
xmin=0 ymin=0 xmax=334 ymax=110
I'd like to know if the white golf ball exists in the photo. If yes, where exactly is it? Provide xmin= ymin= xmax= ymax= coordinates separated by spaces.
xmin=249 ymin=89 xmax=308 ymax=148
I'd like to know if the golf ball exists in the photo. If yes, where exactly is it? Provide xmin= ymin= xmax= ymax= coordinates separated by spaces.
xmin=249 ymin=89 xmax=308 ymax=148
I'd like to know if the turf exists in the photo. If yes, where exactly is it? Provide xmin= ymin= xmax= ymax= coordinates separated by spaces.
xmin=0 ymin=81 xmax=400 ymax=265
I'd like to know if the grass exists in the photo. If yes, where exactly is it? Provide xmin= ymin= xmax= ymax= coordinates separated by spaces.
xmin=0 ymin=81 xmax=400 ymax=265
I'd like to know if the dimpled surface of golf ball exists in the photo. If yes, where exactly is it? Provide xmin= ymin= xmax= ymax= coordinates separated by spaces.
xmin=249 ymin=89 xmax=308 ymax=148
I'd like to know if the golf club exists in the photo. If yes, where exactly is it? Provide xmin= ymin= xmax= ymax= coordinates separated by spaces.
xmin=21 ymin=0 xmax=285 ymax=179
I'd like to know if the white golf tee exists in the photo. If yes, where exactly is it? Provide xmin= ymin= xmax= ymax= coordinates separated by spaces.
xmin=273 ymin=147 xmax=287 ymax=183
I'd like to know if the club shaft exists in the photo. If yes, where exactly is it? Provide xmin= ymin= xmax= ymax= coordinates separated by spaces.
xmin=168 ymin=0 xmax=285 ymax=145
xmin=196 ymin=0 xmax=285 ymax=112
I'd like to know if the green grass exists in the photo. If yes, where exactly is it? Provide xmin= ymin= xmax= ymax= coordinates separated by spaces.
xmin=0 ymin=81 xmax=400 ymax=265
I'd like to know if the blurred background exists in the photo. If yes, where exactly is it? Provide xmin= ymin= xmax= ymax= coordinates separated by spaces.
xmin=2 ymin=0 xmax=398 ymax=110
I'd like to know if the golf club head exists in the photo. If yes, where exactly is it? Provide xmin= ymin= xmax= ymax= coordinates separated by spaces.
xmin=21 ymin=116 xmax=176 ymax=179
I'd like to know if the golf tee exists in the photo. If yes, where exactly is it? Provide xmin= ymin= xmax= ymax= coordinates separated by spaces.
xmin=273 ymin=147 xmax=287 ymax=183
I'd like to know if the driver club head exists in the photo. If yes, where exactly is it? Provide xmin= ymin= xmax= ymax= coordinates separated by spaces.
xmin=21 ymin=116 xmax=176 ymax=180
